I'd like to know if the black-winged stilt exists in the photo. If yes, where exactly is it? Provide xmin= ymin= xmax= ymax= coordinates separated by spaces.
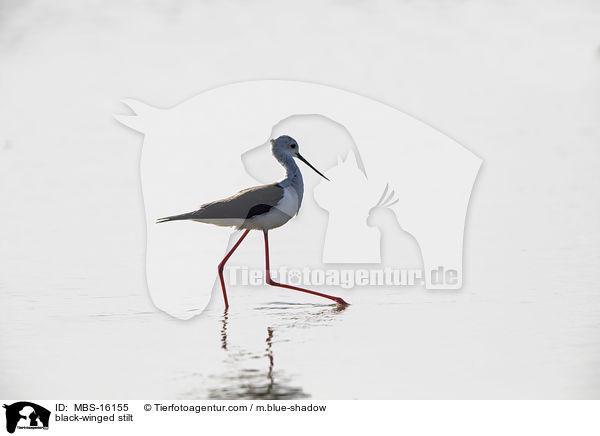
xmin=157 ymin=135 xmax=349 ymax=307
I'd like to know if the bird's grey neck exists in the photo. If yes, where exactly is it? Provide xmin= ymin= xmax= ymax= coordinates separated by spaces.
xmin=275 ymin=153 xmax=304 ymax=210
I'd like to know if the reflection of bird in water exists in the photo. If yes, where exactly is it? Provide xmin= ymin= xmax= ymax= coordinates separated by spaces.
xmin=211 ymin=310 xmax=308 ymax=399
xmin=220 ymin=309 xmax=229 ymax=350
xmin=265 ymin=327 xmax=275 ymax=396
xmin=157 ymin=135 xmax=348 ymax=307
xmin=212 ymin=304 xmax=347 ymax=400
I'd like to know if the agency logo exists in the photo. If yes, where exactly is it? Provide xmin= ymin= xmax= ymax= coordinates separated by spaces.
xmin=115 ymin=80 xmax=481 ymax=318
xmin=3 ymin=402 xmax=50 ymax=433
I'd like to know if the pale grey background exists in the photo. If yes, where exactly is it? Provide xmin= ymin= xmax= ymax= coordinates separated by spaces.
xmin=0 ymin=0 xmax=599 ymax=398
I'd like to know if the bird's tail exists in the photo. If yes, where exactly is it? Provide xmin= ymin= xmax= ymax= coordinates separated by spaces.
xmin=156 ymin=211 xmax=197 ymax=224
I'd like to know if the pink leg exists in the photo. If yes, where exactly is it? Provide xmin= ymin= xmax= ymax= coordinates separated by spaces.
xmin=218 ymin=229 xmax=251 ymax=308
xmin=263 ymin=230 xmax=349 ymax=306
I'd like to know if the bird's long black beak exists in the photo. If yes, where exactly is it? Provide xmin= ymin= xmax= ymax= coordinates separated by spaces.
xmin=295 ymin=153 xmax=330 ymax=181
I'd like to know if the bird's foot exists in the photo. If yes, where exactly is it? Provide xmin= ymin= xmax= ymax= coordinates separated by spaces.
xmin=334 ymin=297 xmax=350 ymax=306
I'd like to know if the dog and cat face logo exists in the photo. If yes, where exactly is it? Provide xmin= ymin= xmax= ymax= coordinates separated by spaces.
xmin=3 ymin=402 xmax=50 ymax=433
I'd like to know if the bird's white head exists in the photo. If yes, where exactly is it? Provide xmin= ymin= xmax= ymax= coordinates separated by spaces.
xmin=270 ymin=135 xmax=330 ymax=181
